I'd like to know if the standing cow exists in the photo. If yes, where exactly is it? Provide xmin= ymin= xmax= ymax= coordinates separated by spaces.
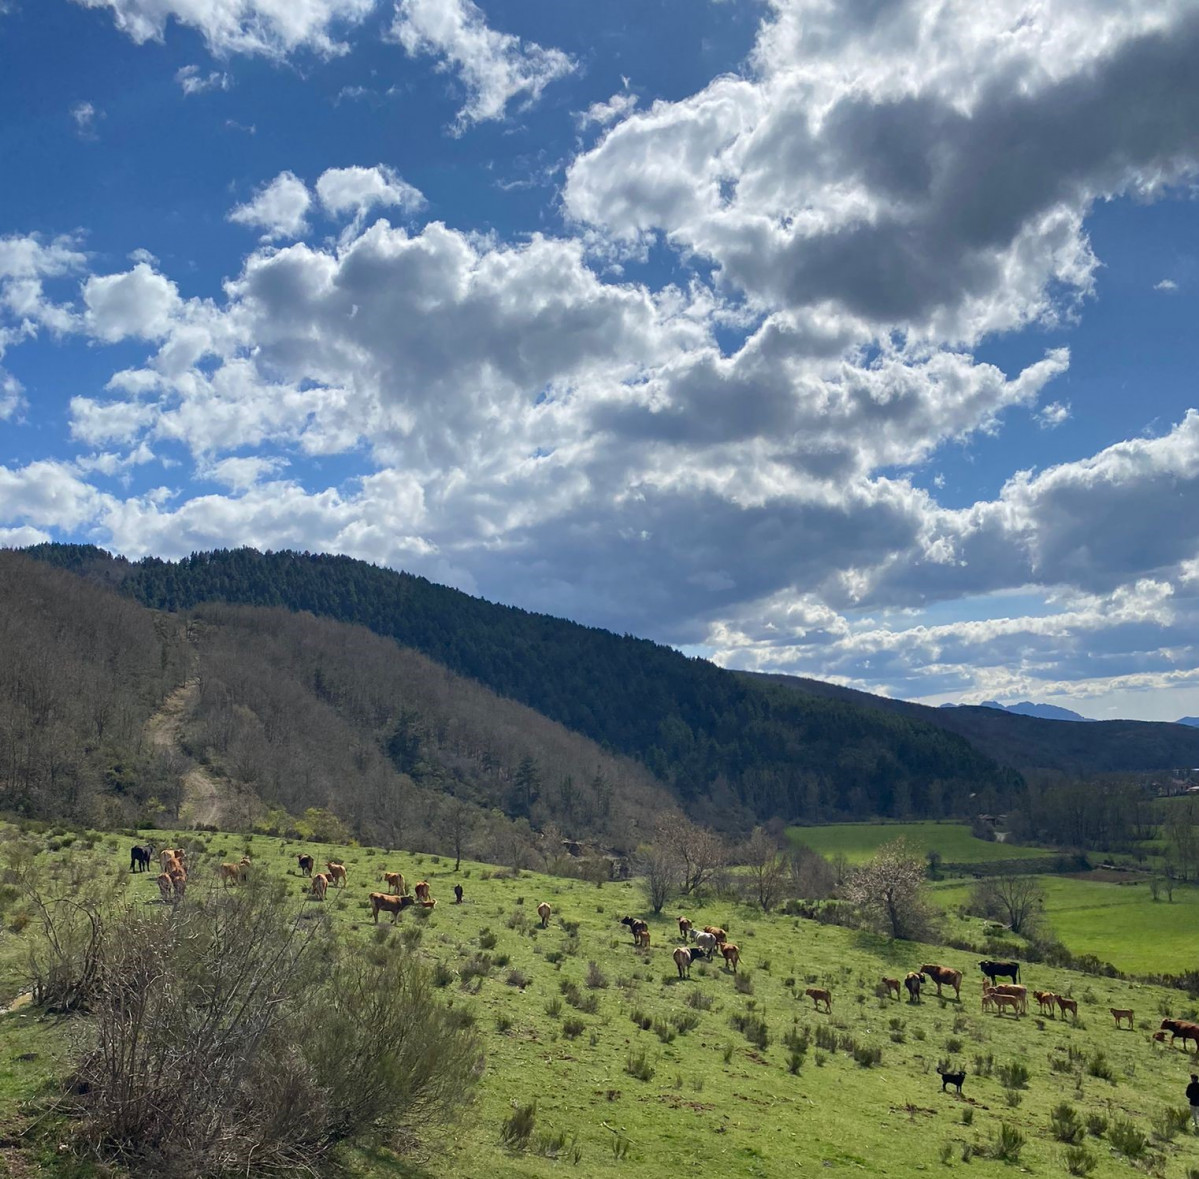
xmin=130 ymin=843 xmax=154 ymax=873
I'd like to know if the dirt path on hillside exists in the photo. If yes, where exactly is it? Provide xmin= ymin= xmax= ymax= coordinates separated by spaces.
xmin=144 ymin=678 xmax=227 ymax=829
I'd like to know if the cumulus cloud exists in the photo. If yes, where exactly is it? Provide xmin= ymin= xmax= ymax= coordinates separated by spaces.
xmin=72 ymin=0 xmax=375 ymax=58
xmin=228 ymin=171 xmax=312 ymax=240
xmin=1155 ymin=278 xmax=1179 ymax=292
xmin=576 ymin=91 xmax=638 ymax=129
xmin=315 ymin=165 xmax=425 ymax=222
xmin=1037 ymin=401 xmax=1071 ymax=428
xmin=391 ymin=0 xmax=575 ymax=132
xmin=70 ymin=100 xmax=101 ymax=137
xmin=83 ymin=263 xmax=182 ymax=342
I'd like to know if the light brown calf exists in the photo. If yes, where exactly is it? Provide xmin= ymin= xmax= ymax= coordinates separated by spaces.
xmin=537 ymin=901 xmax=552 ymax=928
xmin=1056 ymin=995 xmax=1078 ymax=1020
xmin=383 ymin=871 xmax=405 ymax=895
xmin=414 ymin=880 xmax=431 ymax=902
xmin=218 ymin=862 xmax=241 ymax=887
xmin=805 ymin=986 xmax=832 ymax=1012
xmin=991 ymin=993 xmax=1022 ymax=1017
xmin=326 ymin=862 xmax=347 ymax=888
xmin=1033 ymin=990 xmax=1057 ymax=1015
xmin=990 ymin=983 xmax=1027 ymax=1014
xmin=156 ymin=871 xmax=173 ymax=903
xmin=677 ymin=916 xmax=692 ymax=937
xmin=311 ymin=872 xmax=329 ymax=900
xmin=721 ymin=943 xmax=741 ymax=972
xmin=635 ymin=928 xmax=651 ymax=948
xmin=881 ymin=976 xmax=901 ymax=1001
xmin=420 ymin=899 xmax=437 ymax=909
xmin=1110 ymin=1008 xmax=1134 ymax=1029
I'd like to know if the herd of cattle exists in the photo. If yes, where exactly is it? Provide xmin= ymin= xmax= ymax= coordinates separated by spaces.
xmin=128 ymin=844 xmax=1198 ymax=1053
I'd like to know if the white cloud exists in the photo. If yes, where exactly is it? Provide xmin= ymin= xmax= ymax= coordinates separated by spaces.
xmin=228 ymin=171 xmax=312 ymax=240
xmin=201 ymin=455 xmax=288 ymax=491
xmin=83 ymin=263 xmax=182 ymax=342
xmin=576 ymin=91 xmax=638 ymax=130
xmin=1155 ymin=278 xmax=1179 ymax=292
xmin=391 ymin=0 xmax=575 ymax=132
xmin=176 ymin=64 xmax=230 ymax=94
xmin=72 ymin=0 xmax=375 ymax=58
xmin=1037 ymin=401 xmax=1071 ymax=429
xmin=70 ymin=100 xmax=101 ymax=137
xmin=315 ymin=165 xmax=425 ymax=222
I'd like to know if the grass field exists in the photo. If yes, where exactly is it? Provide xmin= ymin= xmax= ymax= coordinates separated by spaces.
xmin=788 ymin=821 xmax=1052 ymax=865
xmin=933 ymin=875 xmax=1199 ymax=976
xmin=3 ymin=826 xmax=1199 ymax=1179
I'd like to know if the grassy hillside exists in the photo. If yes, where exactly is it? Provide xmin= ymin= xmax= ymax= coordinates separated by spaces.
xmin=4 ymin=825 xmax=1199 ymax=1179
xmin=788 ymin=821 xmax=1052 ymax=865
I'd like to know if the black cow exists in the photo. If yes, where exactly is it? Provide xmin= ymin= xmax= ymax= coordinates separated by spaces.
xmin=129 ymin=843 xmax=154 ymax=873
xmin=978 ymin=959 xmax=1020 ymax=985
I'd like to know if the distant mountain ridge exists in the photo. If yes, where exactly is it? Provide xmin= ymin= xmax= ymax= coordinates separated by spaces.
xmin=979 ymin=700 xmax=1093 ymax=722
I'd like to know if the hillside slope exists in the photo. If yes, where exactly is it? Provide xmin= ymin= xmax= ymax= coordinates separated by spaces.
xmin=744 ymin=671 xmax=1199 ymax=774
xmin=26 ymin=544 xmax=1021 ymax=826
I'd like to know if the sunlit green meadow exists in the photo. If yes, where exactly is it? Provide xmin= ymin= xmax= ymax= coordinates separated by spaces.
xmin=788 ymin=821 xmax=1052 ymax=865
xmin=2 ymin=825 xmax=1199 ymax=1179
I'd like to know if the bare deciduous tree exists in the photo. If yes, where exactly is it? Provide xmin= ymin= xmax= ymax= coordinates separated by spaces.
xmin=635 ymin=842 xmax=680 ymax=913
xmin=742 ymin=826 xmax=789 ymax=913
xmin=967 ymin=873 xmax=1045 ymax=935
xmin=842 ymin=838 xmax=940 ymax=941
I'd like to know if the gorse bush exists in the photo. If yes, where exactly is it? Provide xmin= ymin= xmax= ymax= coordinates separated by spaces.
xmin=1063 ymin=1145 xmax=1096 ymax=1176
xmin=1108 ymin=1119 xmax=1147 ymax=1158
xmin=71 ymin=878 xmax=480 ymax=1175
xmin=1050 ymin=1102 xmax=1084 ymax=1144
xmin=990 ymin=1122 xmax=1025 ymax=1162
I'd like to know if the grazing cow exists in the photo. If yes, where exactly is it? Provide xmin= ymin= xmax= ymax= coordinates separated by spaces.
xmin=904 ymin=972 xmax=925 ymax=1003
xmin=129 ymin=843 xmax=154 ymax=873
xmin=620 ymin=916 xmax=648 ymax=944
xmin=703 ymin=926 xmax=728 ymax=945
xmin=721 ymin=943 xmax=740 ymax=972
xmin=882 ymin=976 xmax=901 ymax=1001
xmin=218 ymin=862 xmax=241 ymax=887
xmin=420 ymin=898 xmax=438 ymax=909
xmin=297 ymin=854 xmax=314 ymax=877
xmin=978 ymin=959 xmax=1020 ymax=985
xmin=1160 ymin=1019 xmax=1199 ymax=1051
xmin=311 ymin=872 xmax=329 ymax=900
xmin=1111 ymin=1008 xmax=1134 ymax=1029
xmin=691 ymin=931 xmax=718 ymax=960
xmin=383 ymin=870 xmax=405 ymax=895
xmin=677 ymin=916 xmax=692 ymax=938
xmin=1034 ymin=990 xmax=1057 ymax=1015
xmin=1056 ymin=995 xmax=1078 ymax=1020
xmin=369 ymin=892 xmax=414 ymax=923
xmin=919 ymin=963 xmax=963 ymax=1000
xmin=414 ymin=881 xmax=431 ymax=902
xmin=454 ymin=884 xmax=464 ymax=904
xmin=937 ymin=1066 xmax=966 ymax=1095
xmin=156 ymin=872 xmax=173 ymax=903
xmin=537 ymin=901 xmax=552 ymax=928
xmin=326 ymin=862 xmax=347 ymax=888
xmin=673 ymin=947 xmax=693 ymax=979
xmin=805 ymin=986 xmax=832 ymax=1013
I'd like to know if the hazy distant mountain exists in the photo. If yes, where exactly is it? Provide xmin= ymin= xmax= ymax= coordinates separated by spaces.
xmin=1177 ymin=717 xmax=1199 ymax=728
xmin=978 ymin=700 xmax=1093 ymax=722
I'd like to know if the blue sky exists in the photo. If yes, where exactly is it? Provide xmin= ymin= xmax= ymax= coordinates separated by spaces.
xmin=2 ymin=0 xmax=1199 ymax=721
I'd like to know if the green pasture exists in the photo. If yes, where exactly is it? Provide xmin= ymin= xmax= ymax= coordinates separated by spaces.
xmin=788 ymin=821 xmax=1050 ymax=865
xmin=933 ymin=875 xmax=1199 ymax=976
xmin=3 ymin=826 xmax=1199 ymax=1179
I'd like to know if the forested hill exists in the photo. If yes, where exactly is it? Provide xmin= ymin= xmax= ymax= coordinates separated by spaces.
xmin=743 ymin=671 xmax=1199 ymax=775
xmin=26 ymin=544 xmax=1017 ymax=827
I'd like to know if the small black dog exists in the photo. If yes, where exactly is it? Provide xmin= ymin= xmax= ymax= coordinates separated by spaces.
xmin=937 ymin=1066 xmax=966 ymax=1095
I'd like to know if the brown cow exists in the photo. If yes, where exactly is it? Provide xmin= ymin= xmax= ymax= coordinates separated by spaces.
xmin=673 ymin=946 xmax=693 ymax=979
xmin=677 ymin=916 xmax=692 ymax=937
xmin=1160 ymin=1018 xmax=1199 ymax=1051
xmin=169 ymin=869 xmax=187 ymax=900
xmin=537 ymin=901 xmax=552 ymax=928
xmin=237 ymin=857 xmax=252 ymax=884
xmin=989 ymin=983 xmax=1027 ymax=1014
xmin=383 ymin=870 xmax=405 ymax=895
xmin=326 ymin=862 xmax=347 ymax=888
xmin=703 ymin=926 xmax=728 ymax=945
xmin=635 ymin=928 xmax=651 ymax=949
xmin=903 ymin=971 xmax=925 ymax=1003
xmin=414 ymin=880 xmax=431 ymax=902
xmin=1111 ymin=1008 xmax=1134 ymax=1029
xmin=881 ymin=976 xmax=901 ymax=1001
xmin=370 ymin=892 xmax=415 ymax=923
xmin=159 ymin=848 xmax=178 ymax=873
xmin=311 ymin=872 xmax=329 ymax=900
xmin=721 ymin=943 xmax=740 ymax=972
xmin=989 ymin=992 xmax=1022 ymax=1018
xmin=1056 ymin=995 xmax=1078 ymax=1020
xmin=919 ymin=963 xmax=963 ymax=1000
xmin=156 ymin=871 xmax=174 ymax=903
xmin=1034 ymin=990 xmax=1057 ymax=1015
xmin=218 ymin=862 xmax=241 ymax=887
xmin=297 ymin=853 xmax=314 ymax=877
xmin=805 ymin=986 xmax=832 ymax=1012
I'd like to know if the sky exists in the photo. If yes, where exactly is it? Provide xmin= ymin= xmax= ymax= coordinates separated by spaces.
xmin=2 ymin=0 xmax=1199 ymax=722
